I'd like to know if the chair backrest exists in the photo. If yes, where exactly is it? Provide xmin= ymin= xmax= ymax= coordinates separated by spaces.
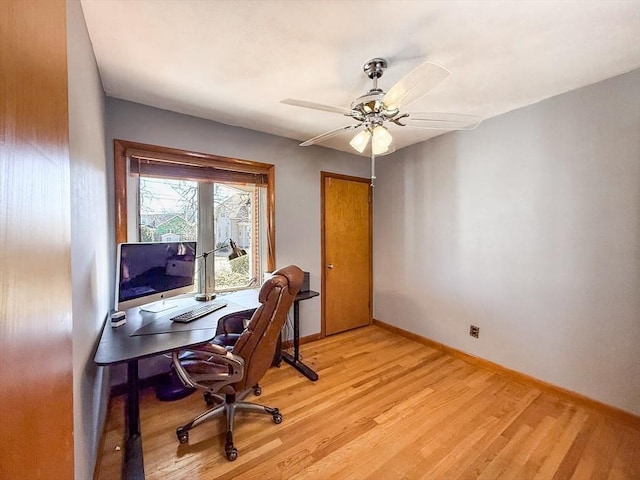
xmin=231 ymin=265 xmax=303 ymax=390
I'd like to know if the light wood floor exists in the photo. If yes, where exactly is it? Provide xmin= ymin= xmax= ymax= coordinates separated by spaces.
xmin=96 ymin=326 xmax=640 ymax=479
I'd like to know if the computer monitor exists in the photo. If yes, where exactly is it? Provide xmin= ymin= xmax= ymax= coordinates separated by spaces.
xmin=115 ymin=241 xmax=197 ymax=312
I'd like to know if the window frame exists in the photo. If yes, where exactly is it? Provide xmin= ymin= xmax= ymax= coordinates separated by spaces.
xmin=113 ymin=139 xmax=276 ymax=273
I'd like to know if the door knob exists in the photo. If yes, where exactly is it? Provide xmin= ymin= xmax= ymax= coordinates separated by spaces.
xmin=326 ymin=264 xmax=334 ymax=269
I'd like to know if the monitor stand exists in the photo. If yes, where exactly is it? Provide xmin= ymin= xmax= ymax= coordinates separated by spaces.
xmin=140 ymin=299 xmax=178 ymax=313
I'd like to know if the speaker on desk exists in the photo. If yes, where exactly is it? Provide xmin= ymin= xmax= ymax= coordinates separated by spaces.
xmin=300 ymin=272 xmax=310 ymax=292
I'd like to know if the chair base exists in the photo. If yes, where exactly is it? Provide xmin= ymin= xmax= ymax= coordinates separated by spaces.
xmin=176 ymin=392 xmax=282 ymax=461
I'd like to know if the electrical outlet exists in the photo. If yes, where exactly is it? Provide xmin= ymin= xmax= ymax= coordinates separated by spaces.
xmin=469 ymin=325 xmax=479 ymax=338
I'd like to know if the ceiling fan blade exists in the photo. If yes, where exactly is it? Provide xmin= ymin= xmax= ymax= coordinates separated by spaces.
xmin=300 ymin=124 xmax=360 ymax=147
xmin=400 ymin=112 xmax=482 ymax=130
xmin=281 ymin=98 xmax=349 ymax=115
xmin=383 ymin=62 xmax=450 ymax=110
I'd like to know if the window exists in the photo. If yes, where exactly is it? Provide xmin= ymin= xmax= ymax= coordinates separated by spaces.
xmin=114 ymin=140 xmax=275 ymax=294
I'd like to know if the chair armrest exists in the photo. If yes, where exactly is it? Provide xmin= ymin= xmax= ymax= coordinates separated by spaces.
xmin=172 ymin=345 xmax=245 ymax=392
xmin=216 ymin=310 xmax=254 ymax=335
xmin=212 ymin=333 xmax=242 ymax=348
xmin=192 ymin=342 xmax=228 ymax=355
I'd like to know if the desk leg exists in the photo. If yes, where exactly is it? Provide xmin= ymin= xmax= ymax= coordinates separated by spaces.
xmin=281 ymin=300 xmax=319 ymax=381
xmin=124 ymin=360 xmax=145 ymax=480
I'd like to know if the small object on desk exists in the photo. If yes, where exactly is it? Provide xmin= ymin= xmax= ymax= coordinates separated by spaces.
xmin=194 ymin=292 xmax=216 ymax=302
xmin=110 ymin=310 xmax=126 ymax=327
xmin=171 ymin=302 xmax=227 ymax=323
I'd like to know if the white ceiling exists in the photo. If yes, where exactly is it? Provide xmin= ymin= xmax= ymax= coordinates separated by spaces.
xmin=80 ymin=0 xmax=640 ymax=155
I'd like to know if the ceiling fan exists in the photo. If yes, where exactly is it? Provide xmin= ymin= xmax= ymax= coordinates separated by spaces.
xmin=281 ymin=57 xmax=481 ymax=185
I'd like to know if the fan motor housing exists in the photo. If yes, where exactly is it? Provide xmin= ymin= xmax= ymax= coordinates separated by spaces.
xmin=350 ymin=89 xmax=400 ymax=123
xmin=350 ymin=89 xmax=385 ymax=112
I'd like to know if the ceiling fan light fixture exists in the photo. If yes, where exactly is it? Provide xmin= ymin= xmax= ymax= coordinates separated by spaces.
xmin=349 ymin=130 xmax=371 ymax=153
xmin=372 ymin=141 xmax=390 ymax=155
xmin=372 ymin=125 xmax=392 ymax=148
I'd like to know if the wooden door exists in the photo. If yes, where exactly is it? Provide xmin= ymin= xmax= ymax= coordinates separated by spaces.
xmin=0 ymin=1 xmax=74 ymax=478
xmin=322 ymin=172 xmax=372 ymax=335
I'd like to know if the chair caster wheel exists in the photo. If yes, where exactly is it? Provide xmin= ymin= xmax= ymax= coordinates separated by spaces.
xmin=273 ymin=413 xmax=283 ymax=424
xmin=253 ymin=386 xmax=262 ymax=396
xmin=176 ymin=428 xmax=189 ymax=444
xmin=226 ymin=447 xmax=238 ymax=461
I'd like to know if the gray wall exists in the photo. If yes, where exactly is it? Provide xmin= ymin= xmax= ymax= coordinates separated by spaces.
xmin=67 ymin=0 xmax=111 ymax=478
xmin=105 ymin=99 xmax=370 ymax=380
xmin=373 ymin=69 xmax=640 ymax=415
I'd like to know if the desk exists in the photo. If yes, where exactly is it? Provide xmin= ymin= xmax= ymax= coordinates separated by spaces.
xmin=282 ymin=290 xmax=320 ymax=381
xmin=94 ymin=290 xmax=260 ymax=480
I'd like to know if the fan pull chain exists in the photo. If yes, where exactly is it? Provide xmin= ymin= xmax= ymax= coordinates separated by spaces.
xmin=370 ymin=152 xmax=376 ymax=187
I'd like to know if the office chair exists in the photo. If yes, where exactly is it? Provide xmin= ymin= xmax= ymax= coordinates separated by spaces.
xmin=172 ymin=265 xmax=303 ymax=460
xmin=211 ymin=308 xmax=283 ymax=369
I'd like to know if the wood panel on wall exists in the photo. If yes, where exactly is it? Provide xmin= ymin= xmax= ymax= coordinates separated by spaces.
xmin=0 ymin=0 xmax=74 ymax=478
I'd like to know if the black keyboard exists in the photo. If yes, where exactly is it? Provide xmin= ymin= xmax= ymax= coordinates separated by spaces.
xmin=171 ymin=303 xmax=227 ymax=323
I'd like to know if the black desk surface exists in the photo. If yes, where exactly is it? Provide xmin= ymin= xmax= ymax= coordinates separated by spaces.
xmin=95 ymin=289 xmax=260 ymax=365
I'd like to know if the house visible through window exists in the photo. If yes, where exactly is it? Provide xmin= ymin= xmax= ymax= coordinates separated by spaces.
xmin=138 ymin=178 xmax=263 ymax=291
xmin=113 ymin=140 xmax=275 ymax=295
